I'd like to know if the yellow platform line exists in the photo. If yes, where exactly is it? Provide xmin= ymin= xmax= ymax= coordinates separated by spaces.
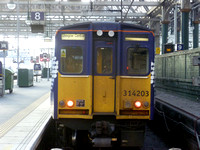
xmin=0 ymin=92 xmax=50 ymax=138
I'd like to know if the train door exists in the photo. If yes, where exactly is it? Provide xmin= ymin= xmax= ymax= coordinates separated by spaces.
xmin=93 ymin=40 xmax=116 ymax=113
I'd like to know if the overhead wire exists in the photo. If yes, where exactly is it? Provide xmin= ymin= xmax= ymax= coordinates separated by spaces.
xmin=122 ymin=0 xmax=134 ymax=23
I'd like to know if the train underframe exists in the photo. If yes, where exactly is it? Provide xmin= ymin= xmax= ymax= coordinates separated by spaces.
xmin=55 ymin=116 xmax=147 ymax=149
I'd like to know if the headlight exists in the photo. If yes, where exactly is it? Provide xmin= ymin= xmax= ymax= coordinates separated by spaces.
xmin=66 ymin=100 xmax=74 ymax=108
xmin=134 ymin=101 xmax=142 ymax=108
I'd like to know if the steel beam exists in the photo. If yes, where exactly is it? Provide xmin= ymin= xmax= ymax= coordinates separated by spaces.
xmin=0 ymin=1 xmax=160 ymax=6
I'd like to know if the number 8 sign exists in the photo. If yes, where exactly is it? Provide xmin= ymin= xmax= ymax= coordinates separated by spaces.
xmin=31 ymin=12 xmax=44 ymax=21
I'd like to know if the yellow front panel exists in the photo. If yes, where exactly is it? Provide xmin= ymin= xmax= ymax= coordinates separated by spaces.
xmin=93 ymin=76 xmax=115 ymax=113
xmin=116 ymin=74 xmax=151 ymax=119
xmin=57 ymin=73 xmax=92 ymax=119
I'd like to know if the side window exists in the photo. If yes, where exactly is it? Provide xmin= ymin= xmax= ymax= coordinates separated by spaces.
xmin=60 ymin=46 xmax=83 ymax=74
xmin=97 ymin=47 xmax=112 ymax=74
xmin=127 ymin=47 xmax=149 ymax=75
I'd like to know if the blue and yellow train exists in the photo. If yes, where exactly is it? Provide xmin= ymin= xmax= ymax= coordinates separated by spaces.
xmin=51 ymin=22 xmax=155 ymax=148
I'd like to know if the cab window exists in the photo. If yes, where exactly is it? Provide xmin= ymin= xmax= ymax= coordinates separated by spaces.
xmin=127 ymin=47 xmax=149 ymax=75
xmin=60 ymin=46 xmax=83 ymax=74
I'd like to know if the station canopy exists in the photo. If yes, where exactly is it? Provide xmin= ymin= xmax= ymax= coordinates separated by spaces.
xmin=0 ymin=0 xmax=168 ymax=38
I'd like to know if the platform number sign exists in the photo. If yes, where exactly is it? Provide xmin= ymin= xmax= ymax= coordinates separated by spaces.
xmin=31 ymin=12 xmax=44 ymax=21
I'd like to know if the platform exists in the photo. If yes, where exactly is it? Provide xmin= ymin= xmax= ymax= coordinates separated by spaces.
xmin=155 ymin=89 xmax=200 ymax=149
xmin=155 ymin=90 xmax=200 ymax=117
xmin=0 ymin=79 xmax=51 ymax=150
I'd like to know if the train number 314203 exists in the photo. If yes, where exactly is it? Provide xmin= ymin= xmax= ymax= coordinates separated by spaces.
xmin=123 ymin=90 xmax=149 ymax=97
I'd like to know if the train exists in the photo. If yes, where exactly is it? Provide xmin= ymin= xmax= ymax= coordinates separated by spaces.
xmin=51 ymin=22 xmax=155 ymax=149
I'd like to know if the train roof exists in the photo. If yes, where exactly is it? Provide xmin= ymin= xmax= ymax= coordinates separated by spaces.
xmin=57 ymin=22 xmax=152 ymax=32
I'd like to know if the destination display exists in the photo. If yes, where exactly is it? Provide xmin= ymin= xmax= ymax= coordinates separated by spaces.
xmin=61 ymin=34 xmax=85 ymax=40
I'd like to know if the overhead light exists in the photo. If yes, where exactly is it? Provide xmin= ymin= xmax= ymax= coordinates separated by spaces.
xmin=7 ymin=0 xmax=16 ymax=10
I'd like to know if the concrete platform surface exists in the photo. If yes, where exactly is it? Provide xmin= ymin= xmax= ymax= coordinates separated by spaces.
xmin=0 ymin=79 xmax=51 ymax=150
xmin=0 ymin=79 xmax=51 ymax=125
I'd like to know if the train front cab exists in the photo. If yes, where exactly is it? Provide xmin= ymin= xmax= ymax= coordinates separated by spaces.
xmin=52 ymin=22 xmax=155 ymax=148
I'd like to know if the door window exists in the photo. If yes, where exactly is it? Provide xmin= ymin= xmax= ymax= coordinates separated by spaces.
xmin=96 ymin=47 xmax=113 ymax=74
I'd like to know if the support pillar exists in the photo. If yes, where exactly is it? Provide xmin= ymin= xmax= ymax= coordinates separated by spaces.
xmin=181 ymin=12 xmax=189 ymax=50
xmin=174 ymin=3 xmax=178 ymax=44
xmin=162 ymin=23 xmax=169 ymax=53
xmin=181 ymin=0 xmax=191 ymax=50
xmin=155 ymin=22 xmax=161 ymax=55
xmin=193 ymin=8 xmax=199 ymax=48
xmin=177 ymin=20 xmax=181 ymax=44
xmin=193 ymin=23 xmax=199 ymax=48
xmin=161 ymin=2 xmax=170 ymax=54
xmin=150 ymin=20 xmax=161 ymax=55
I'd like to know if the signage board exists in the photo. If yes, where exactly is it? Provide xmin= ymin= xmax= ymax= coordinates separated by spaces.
xmin=164 ymin=44 xmax=174 ymax=53
xmin=0 ymin=51 xmax=8 ymax=57
xmin=155 ymin=47 xmax=160 ymax=55
xmin=176 ymin=44 xmax=183 ymax=51
xmin=40 ymin=53 xmax=50 ymax=62
xmin=31 ymin=12 xmax=44 ymax=21
xmin=0 ymin=41 xmax=8 ymax=50
xmin=31 ymin=24 xmax=44 ymax=33
xmin=34 ymin=64 xmax=41 ymax=71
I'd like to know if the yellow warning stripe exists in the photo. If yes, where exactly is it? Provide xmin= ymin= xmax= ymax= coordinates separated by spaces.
xmin=0 ymin=92 xmax=50 ymax=138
